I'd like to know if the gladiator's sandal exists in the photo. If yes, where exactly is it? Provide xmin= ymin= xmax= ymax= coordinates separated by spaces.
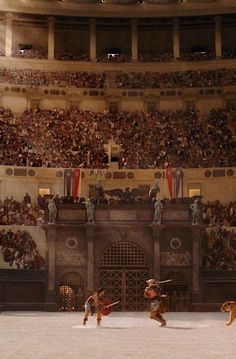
xmin=97 ymin=318 xmax=102 ymax=326
xmin=160 ymin=320 xmax=166 ymax=327
xmin=83 ymin=317 xmax=88 ymax=326
xmin=156 ymin=314 xmax=166 ymax=326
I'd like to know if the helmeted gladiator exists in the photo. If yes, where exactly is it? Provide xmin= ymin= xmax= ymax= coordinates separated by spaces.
xmin=144 ymin=278 xmax=167 ymax=327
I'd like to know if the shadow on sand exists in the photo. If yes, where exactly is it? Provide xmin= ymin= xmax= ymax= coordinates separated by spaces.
xmin=164 ymin=326 xmax=194 ymax=330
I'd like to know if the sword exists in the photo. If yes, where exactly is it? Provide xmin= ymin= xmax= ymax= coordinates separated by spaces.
xmin=159 ymin=279 xmax=172 ymax=284
xmin=103 ymin=301 xmax=120 ymax=309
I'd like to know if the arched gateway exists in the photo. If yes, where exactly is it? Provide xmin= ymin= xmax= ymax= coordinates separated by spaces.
xmin=58 ymin=272 xmax=84 ymax=311
xmin=99 ymin=241 xmax=149 ymax=311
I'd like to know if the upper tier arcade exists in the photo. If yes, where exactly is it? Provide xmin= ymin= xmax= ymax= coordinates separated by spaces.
xmin=0 ymin=11 xmax=236 ymax=64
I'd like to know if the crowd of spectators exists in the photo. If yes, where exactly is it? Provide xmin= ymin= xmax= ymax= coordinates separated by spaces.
xmin=2 ymin=45 xmax=236 ymax=62
xmin=0 ymin=193 xmax=44 ymax=226
xmin=178 ymin=51 xmax=216 ymax=62
xmin=201 ymin=226 xmax=236 ymax=270
xmin=202 ymin=200 xmax=236 ymax=227
xmin=139 ymin=53 xmax=173 ymax=62
xmin=11 ymin=48 xmax=48 ymax=59
xmin=55 ymin=52 xmax=90 ymax=61
xmin=0 ymin=228 xmax=45 ymax=269
xmin=0 ymin=68 xmax=106 ymax=88
xmin=97 ymin=53 xmax=131 ymax=63
xmin=0 ymin=107 xmax=235 ymax=168
xmin=222 ymin=51 xmax=236 ymax=59
xmin=2 ymin=67 xmax=236 ymax=89
xmin=113 ymin=108 xmax=236 ymax=169
xmin=0 ymin=107 xmax=110 ymax=168
xmin=114 ymin=68 xmax=236 ymax=88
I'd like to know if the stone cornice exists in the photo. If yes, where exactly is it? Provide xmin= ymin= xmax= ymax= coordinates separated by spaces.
xmin=1 ymin=0 xmax=236 ymax=18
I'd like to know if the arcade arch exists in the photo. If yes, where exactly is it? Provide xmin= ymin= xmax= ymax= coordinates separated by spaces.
xmin=57 ymin=272 xmax=84 ymax=311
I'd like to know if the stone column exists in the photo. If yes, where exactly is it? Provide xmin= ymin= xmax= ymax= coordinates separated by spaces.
xmin=173 ymin=18 xmax=180 ymax=59
xmin=215 ymin=16 xmax=222 ymax=59
xmin=45 ymin=226 xmax=57 ymax=310
xmin=131 ymin=19 xmax=138 ymax=62
xmin=192 ymin=226 xmax=201 ymax=303
xmin=152 ymin=226 xmax=162 ymax=280
xmin=86 ymin=226 xmax=95 ymax=293
xmin=5 ymin=13 xmax=13 ymax=57
xmin=48 ymin=16 xmax=55 ymax=60
xmin=90 ymin=19 xmax=96 ymax=62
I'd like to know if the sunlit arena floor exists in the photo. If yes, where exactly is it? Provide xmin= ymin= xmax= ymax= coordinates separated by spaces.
xmin=1 ymin=311 xmax=236 ymax=359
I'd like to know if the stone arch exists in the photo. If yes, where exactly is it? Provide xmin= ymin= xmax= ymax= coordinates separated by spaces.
xmin=163 ymin=271 xmax=191 ymax=312
xmin=58 ymin=272 xmax=85 ymax=312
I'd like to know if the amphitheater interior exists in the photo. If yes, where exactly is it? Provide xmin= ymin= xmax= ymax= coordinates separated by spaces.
xmin=0 ymin=0 xmax=235 ymax=312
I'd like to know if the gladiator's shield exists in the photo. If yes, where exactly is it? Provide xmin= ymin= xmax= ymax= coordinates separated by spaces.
xmin=101 ymin=305 xmax=112 ymax=316
xmin=101 ymin=300 xmax=120 ymax=316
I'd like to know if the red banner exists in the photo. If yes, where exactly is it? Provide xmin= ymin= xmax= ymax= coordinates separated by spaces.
xmin=73 ymin=168 xmax=80 ymax=199
xmin=166 ymin=167 xmax=173 ymax=199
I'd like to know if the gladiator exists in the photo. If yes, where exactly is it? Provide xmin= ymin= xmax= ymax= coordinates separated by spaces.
xmin=144 ymin=278 xmax=167 ymax=327
xmin=83 ymin=288 xmax=106 ymax=326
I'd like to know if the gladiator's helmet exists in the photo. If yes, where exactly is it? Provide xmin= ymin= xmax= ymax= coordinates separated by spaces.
xmin=146 ymin=278 xmax=159 ymax=286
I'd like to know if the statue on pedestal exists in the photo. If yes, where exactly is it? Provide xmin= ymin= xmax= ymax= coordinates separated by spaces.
xmin=48 ymin=198 xmax=57 ymax=224
xmin=84 ymin=198 xmax=95 ymax=224
xmin=153 ymin=198 xmax=163 ymax=225
xmin=190 ymin=199 xmax=202 ymax=225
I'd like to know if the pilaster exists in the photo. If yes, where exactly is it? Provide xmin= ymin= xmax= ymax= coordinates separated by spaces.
xmin=48 ymin=16 xmax=55 ymax=60
xmin=5 ymin=13 xmax=13 ymax=57
xmin=215 ymin=16 xmax=222 ymax=59
xmin=152 ymin=225 xmax=162 ymax=280
xmin=131 ymin=19 xmax=138 ymax=62
xmin=192 ymin=226 xmax=201 ymax=302
xmin=173 ymin=18 xmax=180 ymax=59
xmin=86 ymin=226 xmax=95 ymax=292
xmin=90 ymin=19 xmax=97 ymax=62
xmin=44 ymin=226 xmax=57 ymax=310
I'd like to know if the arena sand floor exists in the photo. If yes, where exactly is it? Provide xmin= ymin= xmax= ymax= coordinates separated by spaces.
xmin=0 ymin=311 xmax=235 ymax=359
